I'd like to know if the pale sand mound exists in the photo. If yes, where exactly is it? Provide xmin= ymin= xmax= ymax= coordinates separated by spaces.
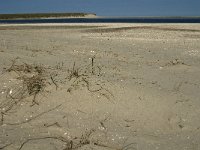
xmin=0 ymin=23 xmax=200 ymax=150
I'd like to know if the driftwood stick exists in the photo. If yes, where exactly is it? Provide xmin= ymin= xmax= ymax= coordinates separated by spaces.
xmin=6 ymin=104 xmax=62 ymax=125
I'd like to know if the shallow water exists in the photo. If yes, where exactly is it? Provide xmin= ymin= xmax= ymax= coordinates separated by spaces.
xmin=0 ymin=17 xmax=200 ymax=24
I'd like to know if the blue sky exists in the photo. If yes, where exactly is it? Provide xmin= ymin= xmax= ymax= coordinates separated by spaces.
xmin=0 ymin=0 xmax=199 ymax=16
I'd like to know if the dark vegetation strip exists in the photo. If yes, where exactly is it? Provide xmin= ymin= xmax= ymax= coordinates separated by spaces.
xmin=87 ymin=26 xmax=200 ymax=33
xmin=1 ymin=25 xmax=198 ymax=32
xmin=0 ymin=25 xmax=102 ymax=30
xmin=0 ymin=13 xmax=96 ymax=20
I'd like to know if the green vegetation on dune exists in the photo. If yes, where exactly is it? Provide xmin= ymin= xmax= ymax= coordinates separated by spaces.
xmin=0 ymin=13 xmax=96 ymax=20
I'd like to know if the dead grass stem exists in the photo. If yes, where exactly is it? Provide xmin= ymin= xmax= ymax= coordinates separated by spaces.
xmin=0 ymin=59 xmax=50 ymax=124
xmin=66 ymin=58 xmax=114 ymax=101
xmin=5 ymin=104 xmax=62 ymax=126
xmin=18 ymin=129 xmax=128 ymax=150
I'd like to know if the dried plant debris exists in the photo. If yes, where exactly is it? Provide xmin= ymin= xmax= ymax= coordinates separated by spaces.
xmin=67 ymin=62 xmax=83 ymax=81
xmin=18 ymin=136 xmax=72 ymax=150
xmin=0 ymin=59 xmax=52 ymax=124
xmin=66 ymin=58 xmax=114 ymax=101
xmin=0 ymin=57 xmax=114 ymax=126
xmin=67 ymin=56 xmax=102 ymax=81
xmin=20 ymin=75 xmax=46 ymax=105
xmin=5 ymin=104 xmax=62 ymax=126
xmin=6 ymin=58 xmax=45 ymax=75
xmin=0 ymin=143 xmax=12 ymax=149
xmin=17 ymin=129 xmax=127 ymax=150
xmin=17 ymin=130 xmax=95 ymax=150
xmin=164 ymin=59 xmax=188 ymax=67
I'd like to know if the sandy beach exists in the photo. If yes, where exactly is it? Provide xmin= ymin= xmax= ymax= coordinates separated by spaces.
xmin=0 ymin=23 xmax=200 ymax=150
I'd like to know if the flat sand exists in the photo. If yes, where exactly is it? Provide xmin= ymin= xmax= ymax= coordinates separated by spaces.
xmin=0 ymin=23 xmax=200 ymax=150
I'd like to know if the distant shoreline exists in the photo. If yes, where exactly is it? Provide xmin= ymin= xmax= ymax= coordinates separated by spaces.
xmin=97 ymin=16 xmax=200 ymax=19
xmin=0 ymin=13 xmax=200 ymax=20
xmin=0 ymin=13 xmax=97 ymax=20
xmin=0 ymin=17 xmax=200 ymax=24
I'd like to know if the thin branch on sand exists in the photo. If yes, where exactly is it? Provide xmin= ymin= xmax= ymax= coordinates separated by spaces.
xmin=0 ymin=143 xmax=12 ymax=150
xmin=5 ymin=104 xmax=62 ymax=125
xmin=18 ymin=136 xmax=72 ymax=150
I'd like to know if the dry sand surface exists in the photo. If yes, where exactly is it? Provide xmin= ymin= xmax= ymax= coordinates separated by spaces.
xmin=0 ymin=23 xmax=200 ymax=150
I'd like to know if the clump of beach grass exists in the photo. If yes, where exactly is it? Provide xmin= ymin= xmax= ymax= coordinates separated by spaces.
xmin=66 ymin=56 xmax=114 ymax=101
xmin=0 ymin=58 xmax=49 ymax=124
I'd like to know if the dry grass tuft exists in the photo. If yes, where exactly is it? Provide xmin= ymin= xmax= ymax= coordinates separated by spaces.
xmin=67 ymin=62 xmax=82 ymax=81
xmin=0 ymin=59 xmax=49 ymax=124
xmin=0 ymin=57 xmax=114 ymax=126
xmin=6 ymin=59 xmax=47 ymax=105
xmin=66 ymin=57 xmax=114 ymax=101
xmin=19 ymin=74 xmax=46 ymax=105
xmin=6 ymin=58 xmax=45 ymax=75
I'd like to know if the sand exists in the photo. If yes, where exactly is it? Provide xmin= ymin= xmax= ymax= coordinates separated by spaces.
xmin=0 ymin=23 xmax=200 ymax=150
